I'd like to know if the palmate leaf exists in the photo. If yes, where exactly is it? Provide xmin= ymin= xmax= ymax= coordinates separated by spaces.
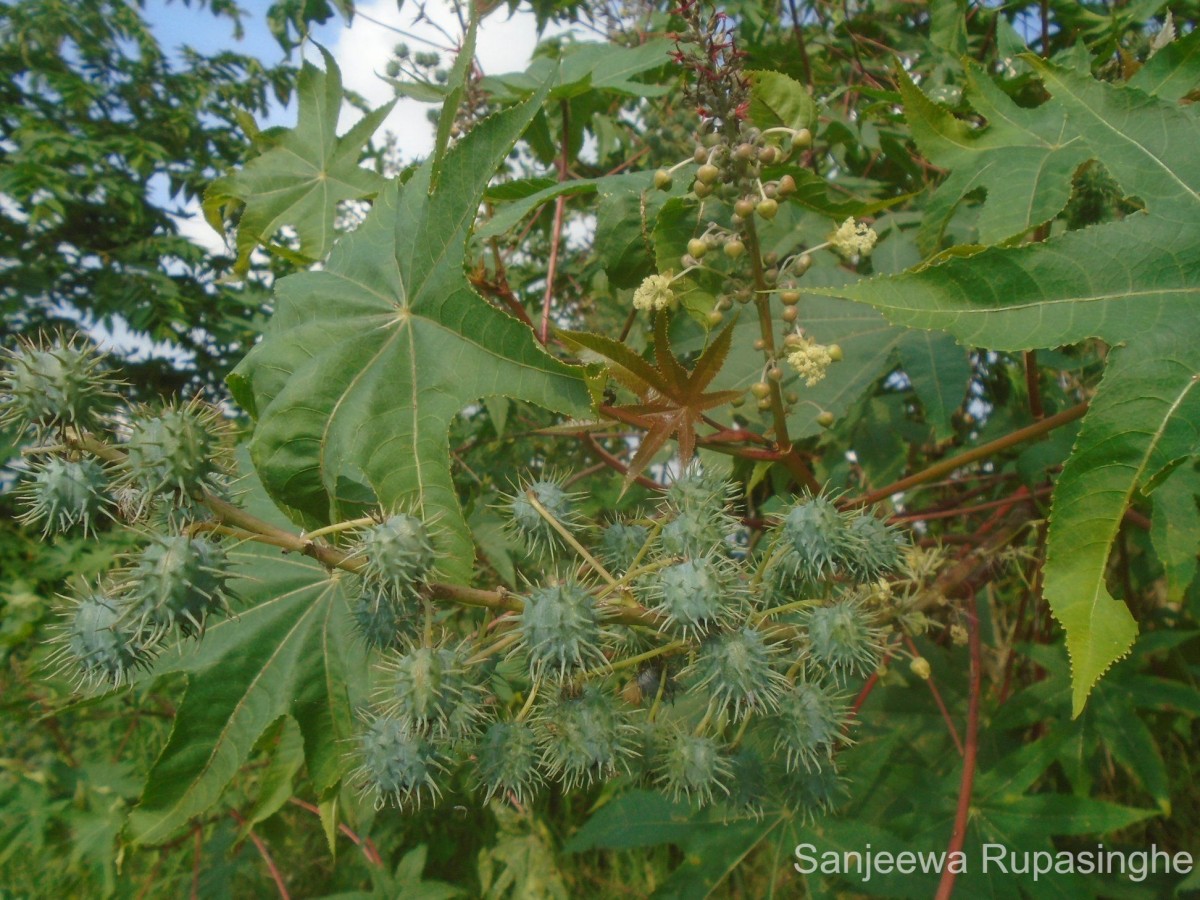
xmin=821 ymin=58 xmax=1200 ymax=714
xmin=229 ymin=89 xmax=590 ymax=581
xmin=126 ymin=543 xmax=365 ymax=846
xmin=204 ymin=47 xmax=394 ymax=275
xmin=561 ymin=315 xmax=741 ymax=489
xmin=898 ymin=63 xmax=1092 ymax=254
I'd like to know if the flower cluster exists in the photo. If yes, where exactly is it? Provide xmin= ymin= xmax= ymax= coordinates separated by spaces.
xmin=633 ymin=272 xmax=679 ymax=312
xmin=786 ymin=335 xmax=836 ymax=387
xmin=830 ymin=217 xmax=879 ymax=259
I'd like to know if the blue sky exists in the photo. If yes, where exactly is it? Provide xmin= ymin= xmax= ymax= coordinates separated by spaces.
xmin=145 ymin=0 xmax=571 ymax=254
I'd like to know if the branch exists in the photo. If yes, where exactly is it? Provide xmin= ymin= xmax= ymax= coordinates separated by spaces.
xmin=844 ymin=402 xmax=1088 ymax=509
xmin=229 ymin=810 xmax=290 ymax=900
xmin=539 ymin=100 xmax=571 ymax=344
xmin=934 ymin=595 xmax=981 ymax=900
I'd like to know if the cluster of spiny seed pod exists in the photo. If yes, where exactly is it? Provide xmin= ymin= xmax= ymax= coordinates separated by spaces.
xmin=4 ymin=336 xmax=919 ymax=820
xmin=348 ymin=467 xmax=914 ymax=819
xmin=3 ymin=334 xmax=237 ymax=688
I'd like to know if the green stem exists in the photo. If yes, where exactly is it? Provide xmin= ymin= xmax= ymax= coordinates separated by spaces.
xmin=303 ymin=517 xmax=377 ymax=542
xmin=741 ymin=220 xmax=821 ymax=494
xmin=606 ymin=639 xmax=689 ymax=676
xmin=525 ymin=488 xmax=618 ymax=586
xmin=467 ymin=630 xmax=522 ymax=666
xmin=752 ymin=596 xmax=820 ymax=624
xmin=516 ymin=678 xmax=540 ymax=722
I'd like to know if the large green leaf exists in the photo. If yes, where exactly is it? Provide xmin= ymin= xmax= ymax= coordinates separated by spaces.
xmin=1150 ymin=464 xmax=1200 ymax=602
xmin=820 ymin=59 xmax=1200 ymax=714
xmin=125 ymin=546 xmax=364 ymax=846
xmin=228 ymin=93 xmax=591 ymax=580
xmin=481 ymin=39 xmax=674 ymax=100
xmin=204 ymin=48 xmax=394 ymax=274
xmin=898 ymin=63 xmax=1091 ymax=253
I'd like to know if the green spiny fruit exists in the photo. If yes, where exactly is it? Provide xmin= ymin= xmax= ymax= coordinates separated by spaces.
xmin=474 ymin=720 xmax=544 ymax=804
xmin=18 ymin=457 xmax=109 ymax=536
xmin=689 ymin=626 xmax=786 ymax=719
xmin=664 ymin=468 xmax=735 ymax=515
xmin=652 ymin=556 xmax=738 ymax=638
xmin=351 ymin=586 xmax=417 ymax=651
xmin=377 ymin=642 xmax=480 ymax=737
xmin=358 ymin=514 xmax=435 ymax=597
xmin=725 ymin=747 xmax=770 ymax=817
xmin=599 ymin=522 xmax=649 ymax=572
xmin=507 ymin=476 xmax=578 ymax=552
xmin=120 ymin=535 xmax=231 ymax=639
xmin=537 ymin=685 xmax=638 ymax=789
xmin=845 ymin=513 xmax=905 ymax=579
xmin=518 ymin=581 xmax=607 ymax=679
xmin=775 ymin=494 xmax=856 ymax=582
xmin=54 ymin=585 xmax=155 ymax=689
xmin=772 ymin=681 xmax=847 ymax=772
xmin=802 ymin=599 xmax=885 ymax=681
xmin=124 ymin=401 xmax=229 ymax=497
xmin=659 ymin=508 xmax=729 ymax=558
xmin=775 ymin=759 xmax=845 ymax=821
xmin=655 ymin=730 xmax=733 ymax=806
xmin=0 ymin=334 xmax=116 ymax=435
xmin=352 ymin=715 xmax=447 ymax=809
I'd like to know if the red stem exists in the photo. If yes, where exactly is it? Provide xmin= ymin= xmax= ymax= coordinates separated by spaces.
xmin=539 ymin=101 xmax=571 ymax=344
xmin=230 ymin=810 xmax=290 ymax=899
xmin=934 ymin=596 xmax=981 ymax=900
xmin=583 ymin=432 xmax=663 ymax=492
xmin=191 ymin=825 xmax=203 ymax=899
xmin=904 ymin=635 xmax=964 ymax=756
xmin=288 ymin=797 xmax=384 ymax=867
xmin=889 ymin=485 xmax=1049 ymax=524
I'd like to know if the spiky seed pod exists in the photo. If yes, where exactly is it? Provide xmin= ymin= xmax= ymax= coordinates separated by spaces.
xmin=845 ymin=513 xmax=905 ymax=579
xmin=124 ymin=400 xmax=229 ymax=497
xmin=506 ymin=476 xmax=578 ymax=552
xmin=537 ymin=685 xmax=638 ymax=789
xmin=119 ymin=535 xmax=231 ymax=640
xmin=725 ymin=747 xmax=770 ymax=818
xmin=775 ymin=759 xmax=845 ymax=821
xmin=474 ymin=720 xmax=544 ymax=804
xmin=376 ymin=642 xmax=481 ymax=738
xmin=17 ymin=457 xmax=110 ymax=536
xmin=651 ymin=556 xmax=740 ymax=639
xmin=655 ymin=730 xmax=733 ymax=806
xmin=53 ymin=586 xmax=155 ymax=689
xmin=664 ymin=468 xmax=736 ymax=516
xmin=802 ymin=600 xmax=886 ymax=681
xmin=352 ymin=715 xmax=447 ymax=810
xmin=357 ymin=514 xmax=435 ymax=597
xmin=0 ymin=335 xmax=116 ymax=435
xmin=518 ymin=581 xmax=608 ymax=680
xmin=659 ymin=508 xmax=730 ymax=558
xmin=772 ymin=681 xmax=847 ymax=772
xmin=775 ymin=494 xmax=857 ymax=583
xmin=351 ymin=586 xmax=417 ymax=651
xmin=111 ymin=483 xmax=153 ymax=525
xmin=598 ymin=522 xmax=649 ymax=572
xmin=689 ymin=627 xmax=786 ymax=719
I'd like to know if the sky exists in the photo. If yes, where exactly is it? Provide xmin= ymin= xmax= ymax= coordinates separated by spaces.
xmin=145 ymin=0 xmax=573 ymax=255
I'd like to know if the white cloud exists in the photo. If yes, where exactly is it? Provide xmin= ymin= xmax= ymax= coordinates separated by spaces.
xmin=173 ymin=198 xmax=229 ymax=256
xmin=326 ymin=0 xmax=575 ymax=162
